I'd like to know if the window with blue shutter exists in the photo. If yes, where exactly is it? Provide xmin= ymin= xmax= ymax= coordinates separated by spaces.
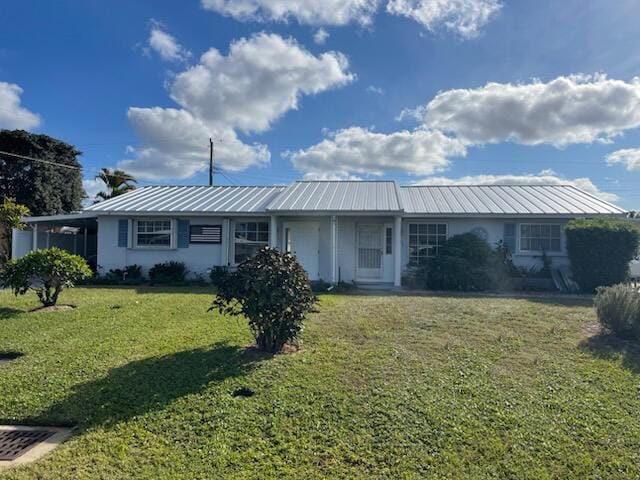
xmin=118 ymin=219 xmax=128 ymax=248
xmin=503 ymin=223 xmax=516 ymax=253
xmin=177 ymin=220 xmax=190 ymax=248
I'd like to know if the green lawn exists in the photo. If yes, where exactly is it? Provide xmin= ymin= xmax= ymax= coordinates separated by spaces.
xmin=1 ymin=287 xmax=639 ymax=479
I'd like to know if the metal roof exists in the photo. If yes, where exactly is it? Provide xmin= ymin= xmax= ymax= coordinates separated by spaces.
xmin=399 ymin=185 xmax=626 ymax=216
xmin=266 ymin=181 xmax=402 ymax=212
xmin=79 ymin=182 xmax=626 ymax=216
xmin=84 ymin=185 xmax=285 ymax=214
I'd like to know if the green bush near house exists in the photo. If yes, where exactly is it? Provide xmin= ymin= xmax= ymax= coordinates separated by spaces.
xmin=0 ymin=247 xmax=92 ymax=306
xmin=149 ymin=261 xmax=188 ymax=284
xmin=417 ymin=233 xmax=509 ymax=291
xmin=210 ymin=246 xmax=316 ymax=352
xmin=566 ymin=218 xmax=640 ymax=292
xmin=595 ymin=284 xmax=640 ymax=339
xmin=209 ymin=265 xmax=229 ymax=287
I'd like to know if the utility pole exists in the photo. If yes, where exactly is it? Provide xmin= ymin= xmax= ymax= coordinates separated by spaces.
xmin=208 ymin=137 xmax=214 ymax=186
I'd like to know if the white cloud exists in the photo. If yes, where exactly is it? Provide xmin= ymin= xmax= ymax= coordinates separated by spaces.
xmin=170 ymin=33 xmax=354 ymax=133
xmin=414 ymin=169 xmax=619 ymax=202
xmin=201 ymin=0 xmax=379 ymax=26
xmin=606 ymin=148 xmax=640 ymax=171
xmin=121 ymin=33 xmax=353 ymax=180
xmin=148 ymin=20 xmax=191 ymax=62
xmin=386 ymin=0 xmax=502 ymax=38
xmin=120 ymin=108 xmax=269 ymax=180
xmin=0 ymin=82 xmax=41 ymax=130
xmin=82 ymin=178 xmax=104 ymax=205
xmin=313 ymin=28 xmax=330 ymax=44
xmin=420 ymin=74 xmax=640 ymax=146
xmin=286 ymin=126 xmax=467 ymax=178
xmin=366 ymin=85 xmax=384 ymax=95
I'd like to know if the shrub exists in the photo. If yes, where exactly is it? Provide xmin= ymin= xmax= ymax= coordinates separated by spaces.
xmin=418 ymin=233 xmax=508 ymax=291
xmin=149 ymin=261 xmax=187 ymax=284
xmin=209 ymin=266 xmax=229 ymax=287
xmin=0 ymin=247 xmax=92 ymax=306
xmin=566 ymin=218 xmax=640 ymax=292
xmin=106 ymin=264 xmax=143 ymax=282
xmin=595 ymin=284 xmax=640 ymax=339
xmin=209 ymin=246 xmax=316 ymax=353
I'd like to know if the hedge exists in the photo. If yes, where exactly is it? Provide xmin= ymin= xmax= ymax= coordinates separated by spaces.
xmin=565 ymin=218 xmax=640 ymax=292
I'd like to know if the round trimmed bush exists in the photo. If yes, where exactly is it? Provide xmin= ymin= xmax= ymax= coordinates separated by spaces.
xmin=566 ymin=218 xmax=640 ymax=292
xmin=0 ymin=247 xmax=92 ymax=306
xmin=210 ymin=246 xmax=316 ymax=353
xmin=595 ymin=284 xmax=640 ymax=339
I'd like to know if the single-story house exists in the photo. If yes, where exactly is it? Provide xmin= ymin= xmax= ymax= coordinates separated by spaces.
xmin=12 ymin=181 xmax=627 ymax=287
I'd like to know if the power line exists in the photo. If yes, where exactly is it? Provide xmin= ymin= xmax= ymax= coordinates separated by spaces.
xmin=0 ymin=150 xmax=82 ymax=170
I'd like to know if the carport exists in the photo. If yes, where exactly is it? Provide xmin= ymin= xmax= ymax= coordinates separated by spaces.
xmin=12 ymin=212 xmax=99 ymax=268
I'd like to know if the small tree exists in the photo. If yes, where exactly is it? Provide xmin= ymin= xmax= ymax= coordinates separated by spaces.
xmin=93 ymin=168 xmax=137 ymax=202
xmin=0 ymin=247 xmax=92 ymax=306
xmin=566 ymin=218 xmax=640 ymax=292
xmin=209 ymin=247 xmax=316 ymax=353
xmin=0 ymin=198 xmax=29 ymax=263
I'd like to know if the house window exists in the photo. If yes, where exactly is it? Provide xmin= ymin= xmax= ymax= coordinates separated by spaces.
xmin=234 ymin=222 xmax=269 ymax=264
xmin=519 ymin=224 xmax=561 ymax=252
xmin=385 ymin=227 xmax=393 ymax=254
xmin=136 ymin=220 xmax=171 ymax=247
xmin=408 ymin=223 xmax=447 ymax=265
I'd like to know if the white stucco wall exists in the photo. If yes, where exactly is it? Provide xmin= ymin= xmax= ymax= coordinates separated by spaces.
xmin=96 ymin=214 xmax=573 ymax=283
xmin=97 ymin=216 xmax=224 ymax=278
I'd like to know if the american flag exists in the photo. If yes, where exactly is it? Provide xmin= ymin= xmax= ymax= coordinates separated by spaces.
xmin=190 ymin=225 xmax=222 ymax=244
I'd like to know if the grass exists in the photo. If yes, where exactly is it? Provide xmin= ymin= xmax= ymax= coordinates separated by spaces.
xmin=0 ymin=287 xmax=639 ymax=479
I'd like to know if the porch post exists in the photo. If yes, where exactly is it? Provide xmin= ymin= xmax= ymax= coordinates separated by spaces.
xmin=269 ymin=216 xmax=278 ymax=248
xmin=393 ymin=216 xmax=402 ymax=287
xmin=32 ymin=223 xmax=38 ymax=251
xmin=221 ymin=218 xmax=230 ymax=266
xmin=83 ymin=227 xmax=88 ymax=258
xmin=331 ymin=215 xmax=337 ymax=284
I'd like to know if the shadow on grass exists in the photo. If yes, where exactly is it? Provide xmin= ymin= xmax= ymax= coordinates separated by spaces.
xmin=30 ymin=343 xmax=270 ymax=429
xmin=580 ymin=332 xmax=640 ymax=374
xmin=0 ymin=307 xmax=24 ymax=319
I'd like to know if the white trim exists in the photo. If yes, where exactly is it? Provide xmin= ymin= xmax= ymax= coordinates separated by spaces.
xmin=517 ymin=222 xmax=564 ymax=255
xmin=132 ymin=218 xmax=175 ymax=250
xmin=406 ymin=221 xmax=449 ymax=265
xmin=393 ymin=216 xmax=402 ymax=287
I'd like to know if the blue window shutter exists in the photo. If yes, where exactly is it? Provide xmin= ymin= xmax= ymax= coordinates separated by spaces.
xmin=178 ymin=220 xmax=190 ymax=248
xmin=503 ymin=223 xmax=516 ymax=253
xmin=118 ymin=219 xmax=128 ymax=248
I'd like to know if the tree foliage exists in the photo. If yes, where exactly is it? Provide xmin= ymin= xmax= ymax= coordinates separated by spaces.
xmin=210 ymin=247 xmax=316 ymax=353
xmin=565 ymin=218 xmax=640 ymax=292
xmin=0 ymin=247 xmax=92 ymax=306
xmin=94 ymin=168 xmax=137 ymax=202
xmin=0 ymin=130 xmax=84 ymax=215
xmin=0 ymin=198 xmax=29 ymax=263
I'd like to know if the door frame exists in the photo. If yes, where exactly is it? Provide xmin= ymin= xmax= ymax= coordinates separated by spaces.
xmin=282 ymin=221 xmax=320 ymax=280
xmin=355 ymin=222 xmax=385 ymax=282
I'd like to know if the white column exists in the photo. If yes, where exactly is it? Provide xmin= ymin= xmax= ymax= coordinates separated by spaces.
xmin=32 ymin=223 xmax=38 ymax=251
xmin=394 ymin=216 xmax=402 ymax=287
xmin=269 ymin=216 xmax=278 ymax=248
xmin=83 ymin=227 xmax=88 ymax=258
xmin=221 ymin=218 xmax=230 ymax=266
xmin=331 ymin=215 xmax=337 ymax=284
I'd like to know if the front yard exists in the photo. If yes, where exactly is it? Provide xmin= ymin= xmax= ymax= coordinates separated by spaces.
xmin=0 ymin=287 xmax=639 ymax=478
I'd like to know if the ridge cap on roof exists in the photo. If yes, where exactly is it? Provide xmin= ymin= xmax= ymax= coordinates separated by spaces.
xmin=292 ymin=179 xmax=395 ymax=183
xmin=136 ymin=184 xmax=283 ymax=189
xmin=400 ymin=184 xmax=576 ymax=188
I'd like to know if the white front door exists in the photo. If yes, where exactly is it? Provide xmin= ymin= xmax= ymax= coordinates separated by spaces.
xmin=357 ymin=224 xmax=383 ymax=280
xmin=284 ymin=222 xmax=320 ymax=280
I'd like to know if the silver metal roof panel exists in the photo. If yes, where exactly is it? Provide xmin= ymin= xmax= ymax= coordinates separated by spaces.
xmin=85 ymin=185 xmax=285 ymax=213
xmin=266 ymin=181 xmax=402 ymax=212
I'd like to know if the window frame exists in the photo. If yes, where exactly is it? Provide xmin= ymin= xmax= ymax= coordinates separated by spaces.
xmin=407 ymin=222 xmax=448 ymax=266
xmin=233 ymin=221 xmax=270 ymax=265
xmin=134 ymin=219 xmax=175 ymax=249
xmin=518 ymin=222 xmax=563 ymax=254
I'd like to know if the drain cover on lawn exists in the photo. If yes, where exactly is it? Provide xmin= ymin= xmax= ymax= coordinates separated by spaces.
xmin=232 ymin=387 xmax=255 ymax=398
xmin=0 ymin=430 xmax=54 ymax=461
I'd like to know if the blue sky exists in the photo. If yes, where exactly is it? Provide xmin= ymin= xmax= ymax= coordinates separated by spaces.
xmin=1 ymin=0 xmax=639 ymax=208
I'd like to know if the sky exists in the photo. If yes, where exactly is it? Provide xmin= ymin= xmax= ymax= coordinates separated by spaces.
xmin=1 ymin=0 xmax=639 ymax=208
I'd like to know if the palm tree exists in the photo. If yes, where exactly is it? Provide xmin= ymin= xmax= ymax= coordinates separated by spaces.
xmin=94 ymin=168 xmax=138 ymax=202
